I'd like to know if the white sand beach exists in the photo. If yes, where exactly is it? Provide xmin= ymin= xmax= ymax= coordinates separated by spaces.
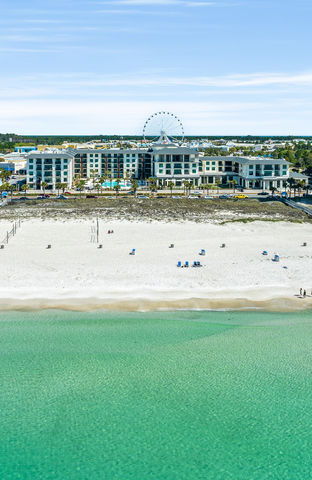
xmin=0 ymin=219 xmax=311 ymax=311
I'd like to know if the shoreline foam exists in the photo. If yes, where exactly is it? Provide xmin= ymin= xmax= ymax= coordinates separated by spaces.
xmin=0 ymin=292 xmax=310 ymax=312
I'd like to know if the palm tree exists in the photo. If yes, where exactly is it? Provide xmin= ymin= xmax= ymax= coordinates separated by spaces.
xmin=228 ymin=179 xmax=237 ymax=193
xmin=297 ymin=180 xmax=305 ymax=197
xmin=186 ymin=181 xmax=193 ymax=195
xmin=55 ymin=182 xmax=62 ymax=196
xmin=61 ymin=183 xmax=67 ymax=194
xmin=77 ymin=180 xmax=86 ymax=197
xmin=99 ymin=176 xmax=105 ymax=195
xmin=270 ymin=186 xmax=277 ymax=196
xmin=168 ymin=181 xmax=174 ymax=198
xmin=286 ymin=178 xmax=295 ymax=198
xmin=215 ymin=179 xmax=221 ymax=194
xmin=182 ymin=180 xmax=188 ymax=196
xmin=130 ymin=178 xmax=139 ymax=197
xmin=7 ymin=184 xmax=15 ymax=200
xmin=41 ymin=181 xmax=48 ymax=195
xmin=21 ymin=184 xmax=29 ymax=196
xmin=90 ymin=169 xmax=98 ymax=191
xmin=114 ymin=183 xmax=121 ymax=197
xmin=94 ymin=182 xmax=101 ymax=196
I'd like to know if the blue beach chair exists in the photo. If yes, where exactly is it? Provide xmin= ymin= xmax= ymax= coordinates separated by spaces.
xmin=130 ymin=248 xmax=135 ymax=255
xmin=185 ymin=261 xmax=189 ymax=267
xmin=177 ymin=261 xmax=181 ymax=267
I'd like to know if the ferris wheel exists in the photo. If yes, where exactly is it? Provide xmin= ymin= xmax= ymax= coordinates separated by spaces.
xmin=143 ymin=112 xmax=184 ymax=145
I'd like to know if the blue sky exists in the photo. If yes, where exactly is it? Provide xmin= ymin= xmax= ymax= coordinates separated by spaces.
xmin=1 ymin=0 xmax=312 ymax=135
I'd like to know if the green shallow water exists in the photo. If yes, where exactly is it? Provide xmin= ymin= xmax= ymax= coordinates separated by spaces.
xmin=1 ymin=309 xmax=312 ymax=479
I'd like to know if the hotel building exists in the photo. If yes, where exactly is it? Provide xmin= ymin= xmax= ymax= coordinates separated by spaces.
xmin=26 ymin=145 xmax=295 ymax=191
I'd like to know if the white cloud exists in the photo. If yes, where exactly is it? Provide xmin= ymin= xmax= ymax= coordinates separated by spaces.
xmin=0 ymin=99 xmax=311 ymax=135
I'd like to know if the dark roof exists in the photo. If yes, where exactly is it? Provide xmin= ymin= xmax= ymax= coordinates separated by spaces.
xmin=288 ymin=171 xmax=309 ymax=179
xmin=202 ymin=156 xmax=290 ymax=165
xmin=26 ymin=151 xmax=75 ymax=159
xmin=152 ymin=147 xmax=198 ymax=155
xmin=73 ymin=149 xmax=149 ymax=155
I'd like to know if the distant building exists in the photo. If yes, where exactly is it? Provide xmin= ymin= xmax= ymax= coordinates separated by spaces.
xmin=15 ymin=146 xmax=37 ymax=153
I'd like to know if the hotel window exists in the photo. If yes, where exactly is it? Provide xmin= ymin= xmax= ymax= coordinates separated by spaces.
xmin=166 ymin=170 xmax=171 ymax=174
xmin=212 ymin=167 xmax=216 ymax=171
xmin=95 ymin=164 xmax=98 ymax=167
xmin=90 ymin=154 xmax=93 ymax=157
xmin=184 ymin=170 xmax=189 ymax=174
xmin=192 ymin=169 xmax=196 ymax=173
xmin=95 ymin=154 xmax=98 ymax=157
xmin=212 ymin=162 xmax=216 ymax=165
xmin=192 ymin=164 xmax=197 ymax=168
xmin=159 ymin=169 xmax=163 ymax=174
xmin=159 ymin=163 xmax=163 ymax=167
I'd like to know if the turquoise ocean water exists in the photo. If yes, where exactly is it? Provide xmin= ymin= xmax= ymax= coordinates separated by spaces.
xmin=1 ymin=309 xmax=312 ymax=479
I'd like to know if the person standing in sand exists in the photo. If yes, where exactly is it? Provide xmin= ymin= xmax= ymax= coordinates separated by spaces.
xmin=303 ymin=290 xmax=306 ymax=298
xmin=300 ymin=288 xmax=302 ymax=296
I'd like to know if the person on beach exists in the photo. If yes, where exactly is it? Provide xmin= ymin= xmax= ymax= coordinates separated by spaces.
xmin=300 ymin=288 xmax=302 ymax=296
xmin=303 ymin=290 xmax=306 ymax=298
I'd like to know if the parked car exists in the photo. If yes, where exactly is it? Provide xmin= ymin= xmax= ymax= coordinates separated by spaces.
xmin=257 ymin=191 xmax=269 ymax=196
xmin=37 ymin=194 xmax=50 ymax=198
xmin=19 ymin=197 xmax=30 ymax=201
xmin=187 ymin=195 xmax=199 ymax=199
xmin=86 ymin=195 xmax=98 ymax=199
xmin=65 ymin=191 xmax=72 ymax=195
xmin=203 ymin=195 xmax=213 ymax=199
xmin=234 ymin=194 xmax=248 ymax=199
xmin=193 ymin=191 xmax=201 ymax=195
xmin=219 ymin=194 xmax=231 ymax=199
xmin=56 ymin=195 xmax=68 ymax=200
xmin=156 ymin=195 xmax=166 ymax=198
xmin=137 ymin=195 xmax=148 ymax=199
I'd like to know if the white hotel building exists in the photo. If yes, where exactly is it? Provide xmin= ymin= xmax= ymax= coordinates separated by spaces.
xmin=26 ymin=145 xmax=295 ymax=190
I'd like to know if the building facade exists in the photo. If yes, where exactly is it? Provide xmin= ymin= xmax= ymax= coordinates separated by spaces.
xmin=26 ymin=151 xmax=75 ymax=189
xmin=201 ymin=156 xmax=290 ymax=189
xmin=26 ymin=147 xmax=294 ymax=191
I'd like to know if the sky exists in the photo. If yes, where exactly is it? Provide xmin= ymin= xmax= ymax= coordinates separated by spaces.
xmin=1 ymin=0 xmax=312 ymax=135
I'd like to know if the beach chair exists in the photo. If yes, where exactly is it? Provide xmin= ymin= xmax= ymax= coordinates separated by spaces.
xmin=193 ymin=261 xmax=197 ymax=267
xmin=47 ymin=245 xmax=51 ymax=249
xmin=262 ymin=251 xmax=268 ymax=255
xmin=184 ymin=261 xmax=189 ymax=267
xmin=274 ymin=254 xmax=279 ymax=262
xmin=303 ymin=242 xmax=307 ymax=247
xmin=221 ymin=244 xmax=225 ymax=248
xmin=98 ymin=244 xmax=103 ymax=249
xmin=200 ymin=249 xmax=205 ymax=256
xmin=177 ymin=261 xmax=181 ymax=267
xmin=169 ymin=244 xmax=174 ymax=248
xmin=130 ymin=248 xmax=135 ymax=255
xmin=0 ymin=245 xmax=4 ymax=249
xmin=197 ymin=261 xmax=202 ymax=267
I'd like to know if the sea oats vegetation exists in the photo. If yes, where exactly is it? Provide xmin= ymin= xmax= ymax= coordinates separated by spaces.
xmin=1 ymin=198 xmax=310 ymax=224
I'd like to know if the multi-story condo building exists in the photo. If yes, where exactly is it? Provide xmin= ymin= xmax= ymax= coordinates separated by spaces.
xmin=26 ymin=150 xmax=75 ymax=190
xmin=151 ymin=146 xmax=201 ymax=187
xmin=26 ymin=146 xmax=296 ymax=191
xmin=201 ymin=156 xmax=291 ymax=189
xmin=73 ymin=149 xmax=152 ymax=181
